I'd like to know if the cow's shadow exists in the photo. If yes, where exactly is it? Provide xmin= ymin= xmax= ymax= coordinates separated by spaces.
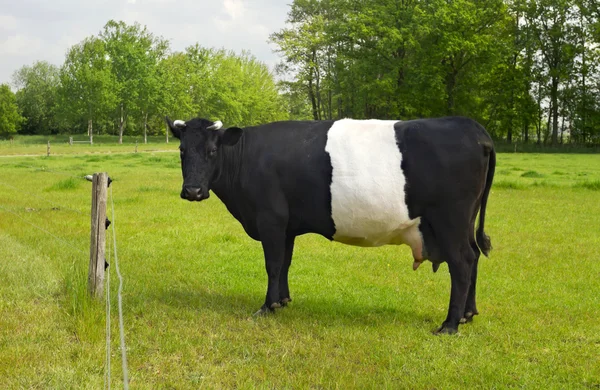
xmin=149 ymin=286 xmax=438 ymax=330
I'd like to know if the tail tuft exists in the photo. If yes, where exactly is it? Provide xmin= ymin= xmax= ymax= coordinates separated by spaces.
xmin=476 ymin=145 xmax=495 ymax=258
xmin=476 ymin=230 xmax=492 ymax=257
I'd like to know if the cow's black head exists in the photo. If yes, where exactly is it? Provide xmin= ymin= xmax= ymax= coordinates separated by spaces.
xmin=166 ymin=116 xmax=243 ymax=202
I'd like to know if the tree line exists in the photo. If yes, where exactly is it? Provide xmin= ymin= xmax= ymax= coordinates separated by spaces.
xmin=0 ymin=20 xmax=287 ymax=142
xmin=1 ymin=1 xmax=600 ymax=146
xmin=271 ymin=0 xmax=600 ymax=145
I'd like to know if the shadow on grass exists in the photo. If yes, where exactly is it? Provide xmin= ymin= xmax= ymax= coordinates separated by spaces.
xmin=148 ymin=285 xmax=437 ymax=329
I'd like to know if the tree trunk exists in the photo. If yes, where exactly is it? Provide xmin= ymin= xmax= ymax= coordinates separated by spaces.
xmin=308 ymin=78 xmax=318 ymax=121
xmin=550 ymin=76 xmax=559 ymax=145
xmin=118 ymin=103 xmax=125 ymax=145
xmin=88 ymin=119 xmax=93 ymax=145
xmin=327 ymin=51 xmax=333 ymax=120
xmin=580 ymin=11 xmax=587 ymax=143
xmin=144 ymin=112 xmax=148 ymax=144
xmin=536 ymin=83 xmax=542 ymax=144
xmin=445 ymin=67 xmax=457 ymax=115
xmin=560 ymin=112 xmax=565 ymax=144
xmin=545 ymin=100 xmax=552 ymax=144
xmin=315 ymin=72 xmax=322 ymax=120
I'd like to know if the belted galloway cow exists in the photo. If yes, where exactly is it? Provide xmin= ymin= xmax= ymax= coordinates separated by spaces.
xmin=166 ymin=116 xmax=495 ymax=334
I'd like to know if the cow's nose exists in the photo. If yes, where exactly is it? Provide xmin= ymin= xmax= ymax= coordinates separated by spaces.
xmin=181 ymin=186 xmax=206 ymax=201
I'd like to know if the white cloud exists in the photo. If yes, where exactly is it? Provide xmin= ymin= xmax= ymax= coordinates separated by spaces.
xmin=0 ymin=35 xmax=43 ymax=56
xmin=222 ymin=0 xmax=244 ymax=21
xmin=0 ymin=14 xmax=18 ymax=30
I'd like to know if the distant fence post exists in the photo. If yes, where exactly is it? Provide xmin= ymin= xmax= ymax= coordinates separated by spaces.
xmin=69 ymin=137 xmax=73 ymax=146
xmin=88 ymin=172 xmax=109 ymax=299
xmin=47 ymin=141 xmax=50 ymax=156
xmin=135 ymin=140 xmax=138 ymax=153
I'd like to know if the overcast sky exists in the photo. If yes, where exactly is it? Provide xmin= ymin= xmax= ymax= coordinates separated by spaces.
xmin=0 ymin=0 xmax=291 ymax=85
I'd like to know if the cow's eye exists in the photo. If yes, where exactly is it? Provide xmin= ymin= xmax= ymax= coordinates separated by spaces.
xmin=209 ymin=147 xmax=217 ymax=157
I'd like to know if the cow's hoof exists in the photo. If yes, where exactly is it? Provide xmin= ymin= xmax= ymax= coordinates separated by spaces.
xmin=433 ymin=324 xmax=458 ymax=335
xmin=279 ymin=297 xmax=292 ymax=307
xmin=460 ymin=310 xmax=478 ymax=324
xmin=253 ymin=304 xmax=275 ymax=317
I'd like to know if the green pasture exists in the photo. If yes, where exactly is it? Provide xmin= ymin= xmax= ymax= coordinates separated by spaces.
xmin=0 ymin=148 xmax=599 ymax=389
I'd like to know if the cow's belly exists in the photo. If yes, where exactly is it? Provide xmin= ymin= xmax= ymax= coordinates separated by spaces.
xmin=333 ymin=216 xmax=422 ymax=249
xmin=325 ymin=119 xmax=423 ymax=252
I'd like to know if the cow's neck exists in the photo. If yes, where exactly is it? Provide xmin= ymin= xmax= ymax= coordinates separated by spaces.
xmin=210 ymin=136 xmax=244 ymax=202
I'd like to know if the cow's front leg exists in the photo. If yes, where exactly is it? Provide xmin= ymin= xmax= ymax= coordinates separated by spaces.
xmin=435 ymin=246 xmax=474 ymax=335
xmin=253 ymin=222 xmax=287 ymax=316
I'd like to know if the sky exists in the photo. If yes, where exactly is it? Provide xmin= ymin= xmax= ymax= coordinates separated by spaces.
xmin=0 ymin=0 xmax=291 ymax=86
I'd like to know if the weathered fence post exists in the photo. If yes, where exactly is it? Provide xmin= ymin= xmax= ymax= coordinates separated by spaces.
xmin=135 ymin=140 xmax=138 ymax=153
xmin=69 ymin=136 xmax=73 ymax=146
xmin=47 ymin=141 xmax=50 ymax=156
xmin=88 ymin=172 xmax=109 ymax=299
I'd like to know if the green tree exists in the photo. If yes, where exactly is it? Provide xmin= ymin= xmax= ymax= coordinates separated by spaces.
xmin=530 ymin=0 xmax=579 ymax=145
xmin=100 ymin=20 xmax=168 ymax=143
xmin=12 ymin=61 xmax=61 ymax=134
xmin=0 ymin=84 xmax=24 ymax=138
xmin=156 ymin=52 xmax=195 ymax=142
xmin=183 ymin=46 xmax=287 ymax=126
xmin=58 ymin=36 xmax=117 ymax=138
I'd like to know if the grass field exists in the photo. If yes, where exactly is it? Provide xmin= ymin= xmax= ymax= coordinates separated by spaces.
xmin=0 ymin=144 xmax=599 ymax=389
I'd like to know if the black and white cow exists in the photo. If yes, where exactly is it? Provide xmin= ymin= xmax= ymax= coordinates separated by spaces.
xmin=166 ymin=116 xmax=496 ymax=334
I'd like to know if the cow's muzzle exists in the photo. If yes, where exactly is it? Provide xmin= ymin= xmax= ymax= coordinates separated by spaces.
xmin=181 ymin=186 xmax=209 ymax=201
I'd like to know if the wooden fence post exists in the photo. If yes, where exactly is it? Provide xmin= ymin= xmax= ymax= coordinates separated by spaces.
xmin=47 ymin=141 xmax=50 ymax=156
xmin=135 ymin=140 xmax=138 ymax=153
xmin=89 ymin=172 xmax=108 ymax=299
xmin=69 ymin=136 xmax=73 ymax=146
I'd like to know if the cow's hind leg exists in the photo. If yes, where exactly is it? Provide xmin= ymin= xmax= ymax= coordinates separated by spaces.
xmin=461 ymin=236 xmax=481 ymax=324
xmin=461 ymin=218 xmax=481 ymax=324
xmin=278 ymin=235 xmax=295 ymax=306
xmin=435 ymin=242 xmax=475 ymax=335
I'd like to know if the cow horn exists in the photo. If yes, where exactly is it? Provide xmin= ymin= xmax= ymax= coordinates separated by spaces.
xmin=207 ymin=120 xmax=223 ymax=130
xmin=173 ymin=120 xmax=186 ymax=128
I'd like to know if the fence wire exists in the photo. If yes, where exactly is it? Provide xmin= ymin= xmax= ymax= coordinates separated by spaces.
xmin=109 ymin=185 xmax=129 ymax=390
xmin=105 ymin=230 xmax=112 ymax=390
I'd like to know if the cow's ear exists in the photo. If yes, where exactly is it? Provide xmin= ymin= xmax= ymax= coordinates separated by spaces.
xmin=220 ymin=127 xmax=243 ymax=146
xmin=165 ymin=116 xmax=182 ymax=139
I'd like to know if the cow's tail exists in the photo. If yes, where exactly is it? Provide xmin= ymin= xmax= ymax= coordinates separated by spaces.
xmin=476 ymin=146 xmax=495 ymax=257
